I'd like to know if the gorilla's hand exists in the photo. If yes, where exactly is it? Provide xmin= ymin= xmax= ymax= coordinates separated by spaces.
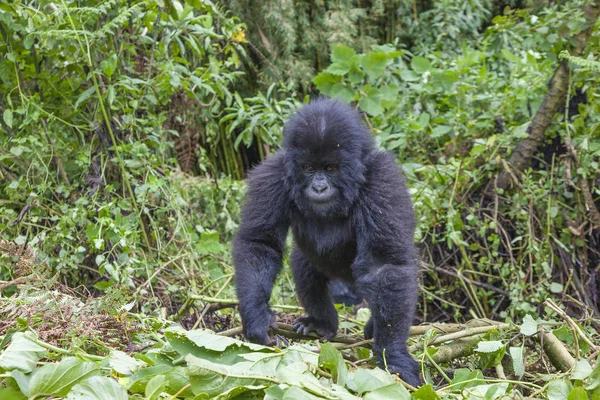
xmin=364 ymin=318 xmax=374 ymax=339
xmin=243 ymin=309 xmax=278 ymax=346
xmin=374 ymin=344 xmax=422 ymax=387
xmin=292 ymin=316 xmax=337 ymax=341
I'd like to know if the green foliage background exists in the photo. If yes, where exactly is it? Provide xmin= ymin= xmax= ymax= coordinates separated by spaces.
xmin=0 ymin=0 xmax=599 ymax=398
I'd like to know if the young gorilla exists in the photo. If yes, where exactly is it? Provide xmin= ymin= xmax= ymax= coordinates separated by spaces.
xmin=233 ymin=98 xmax=421 ymax=386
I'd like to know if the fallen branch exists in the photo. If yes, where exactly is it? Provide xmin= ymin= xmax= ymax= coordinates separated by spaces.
xmin=540 ymin=329 xmax=576 ymax=371
xmin=544 ymin=299 xmax=599 ymax=352
xmin=429 ymin=335 xmax=484 ymax=364
xmin=219 ymin=320 xmax=509 ymax=351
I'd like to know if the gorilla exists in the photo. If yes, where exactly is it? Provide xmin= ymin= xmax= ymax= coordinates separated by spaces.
xmin=232 ymin=97 xmax=421 ymax=386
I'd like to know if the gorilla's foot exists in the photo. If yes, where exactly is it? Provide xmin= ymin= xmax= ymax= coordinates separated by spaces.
xmin=292 ymin=316 xmax=337 ymax=341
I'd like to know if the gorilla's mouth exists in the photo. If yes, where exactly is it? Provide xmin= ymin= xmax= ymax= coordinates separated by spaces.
xmin=306 ymin=189 xmax=336 ymax=205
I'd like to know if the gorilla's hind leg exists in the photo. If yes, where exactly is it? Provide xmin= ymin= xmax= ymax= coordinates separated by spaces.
xmin=290 ymin=249 xmax=338 ymax=341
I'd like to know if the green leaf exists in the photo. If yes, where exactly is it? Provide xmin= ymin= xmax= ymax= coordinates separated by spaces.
xmin=319 ymin=343 xmax=347 ymax=387
xmin=74 ymin=86 xmax=97 ymax=109
xmin=548 ymin=380 xmax=573 ymax=400
xmin=197 ymin=231 xmax=225 ymax=254
xmin=10 ymin=146 xmax=25 ymax=156
xmin=475 ymin=341 xmax=505 ymax=369
xmin=0 ymin=332 xmax=47 ymax=373
xmin=100 ymin=53 xmax=118 ymax=78
xmin=520 ymin=314 xmax=538 ymax=336
xmin=275 ymin=362 xmax=332 ymax=398
xmin=567 ymin=387 xmax=588 ymax=400
xmin=463 ymin=383 xmax=508 ymax=399
xmin=0 ymin=388 xmax=26 ymax=400
xmin=411 ymin=56 xmax=431 ymax=74
xmin=331 ymin=45 xmax=357 ymax=64
xmin=145 ymin=375 xmax=167 ymax=400
xmin=326 ymin=62 xmax=350 ymax=76
xmin=3 ymin=108 xmax=13 ymax=128
xmin=474 ymin=341 xmax=504 ymax=353
xmin=431 ymin=125 xmax=452 ymax=138
xmin=585 ymin=362 xmax=600 ymax=390
xmin=186 ymin=354 xmax=273 ymax=397
xmin=358 ymin=86 xmax=383 ymax=116
xmin=313 ymin=72 xmax=342 ymax=94
xmin=400 ymin=69 xmax=419 ymax=81
xmin=28 ymin=357 xmax=100 ymax=397
xmin=509 ymin=346 xmax=525 ymax=377
xmin=348 ymin=65 xmax=365 ymax=84
xmin=66 ymin=376 xmax=128 ymax=400
xmin=360 ymin=51 xmax=388 ymax=78
xmin=571 ymin=359 xmax=593 ymax=380
xmin=451 ymin=369 xmax=484 ymax=390
xmin=352 ymin=368 xmax=396 ymax=394
xmin=329 ymin=83 xmax=355 ymax=103
xmin=364 ymin=383 xmax=412 ymax=400
xmin=127 ymin=365 xmax=173 ymax=394
xmin=412 ymin=384 xmax=440 ymax=400
xmin=108 ymin=350 xmax=145 ymax=375
xmin=550 ymin=282 xmax=564 ymax=293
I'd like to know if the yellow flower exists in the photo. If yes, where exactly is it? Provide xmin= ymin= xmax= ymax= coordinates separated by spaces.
xmin=232 ymin=27 xmax=247 ymax=44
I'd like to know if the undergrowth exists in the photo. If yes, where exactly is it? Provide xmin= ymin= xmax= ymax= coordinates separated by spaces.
xmin=0 ymin=0 xmax=599 ymax=399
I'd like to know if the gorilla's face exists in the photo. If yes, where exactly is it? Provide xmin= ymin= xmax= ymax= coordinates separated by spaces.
xmin=282 ymin=99 xmax=374 ymax=218
xmin=295 ymin=153 xmax=343 ymax=215
xmin=285 ymin=136 xmax=372 ymax=216
xmin=303 ymin=164 xmax=338 ymax=205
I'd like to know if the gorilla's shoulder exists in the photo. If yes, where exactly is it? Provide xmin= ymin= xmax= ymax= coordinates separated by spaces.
xmin=240 ymin=151 xmax=290 ymax=228
xmin=364 ymin=151 xmax=408 ymax=190
xmin=246 ymin=151 xmax=287 ymax=187
xmin=357 ymin=151 xmax=414 ymax=225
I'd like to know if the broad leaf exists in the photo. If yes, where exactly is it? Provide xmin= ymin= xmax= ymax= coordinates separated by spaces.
xmin=66 ymin=376 xmax=127 ymax=400
xmin=28 ymin=357 xmax=99 ymax=397
xmin=509 ymin=346 xmax=525 ymax=377
xmin=327 ymin=62 xmax=350 ymax=76
xmin=571 ymin=359 xmax=593 ymax=380
xmin=329 ymin=83 xmax=355 ymax=103
xmin=364 ymin=383 xmax=412 ymax=400
xmin=145 ymin=375 xmax=167 ymax=400
xmin=567 ymin=387 xmax=588 ymax=400
xmin=547 ymin=379 xmax=573 ymax=400
xmin=474 ymin=341 xmax=504 ymax=353
xmin=319 ymin=343 xmax=347 ymax=387
xmin=331 ymin=45 xmax=357 ymax=64
xmin=412 ymin=384 xmax=440 ymax=400
xmin=360 ymin=51 xmax=388 ymax=78
xmin=0 ymin=332 xmax=47 ymax=373
xmin=520 ymin=314 xmax=538 ymax=336
xmin=109 ymin=350 xmax=145 ymax=375
xmin=3 ymin=108 xmax=13 ymax=128
xmin=411 ymin=56 xmax=431 ymax=74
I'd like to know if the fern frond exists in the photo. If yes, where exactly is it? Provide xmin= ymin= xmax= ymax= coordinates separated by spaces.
xmin=559 ymin=50 xmax=600 ymax=72
xmin=97 ymin=2 xmax=146 ymax=39
xmin=56 ymin=0 xmax=120 ymax=17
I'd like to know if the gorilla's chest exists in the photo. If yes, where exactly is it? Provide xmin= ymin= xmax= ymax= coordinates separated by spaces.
xmin=291 ymin=217 xmax=357 ymax=278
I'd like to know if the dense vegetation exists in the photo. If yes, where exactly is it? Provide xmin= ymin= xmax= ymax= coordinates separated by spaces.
xmin=0 ymin=0 xmax=599 ymax=398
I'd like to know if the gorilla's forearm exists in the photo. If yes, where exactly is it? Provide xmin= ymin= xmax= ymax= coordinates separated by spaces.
xmin=232 ymin=237 xmax=284 ymax=344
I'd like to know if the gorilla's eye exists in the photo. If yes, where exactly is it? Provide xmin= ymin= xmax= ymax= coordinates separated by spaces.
xmin=325 ymin=165 xmax=336 ymax=173
xmin=303 ymin=165 xmax=316 ymax=174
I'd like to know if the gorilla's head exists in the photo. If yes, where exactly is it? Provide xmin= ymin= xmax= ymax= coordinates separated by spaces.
xmin=282 ymin=98 xmax=374 ymax=217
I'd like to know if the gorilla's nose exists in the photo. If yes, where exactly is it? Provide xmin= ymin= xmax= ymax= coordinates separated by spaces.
xmin=312 ymin=181 xmax=328 ymax=194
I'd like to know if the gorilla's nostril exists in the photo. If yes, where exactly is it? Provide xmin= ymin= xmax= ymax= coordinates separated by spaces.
xmin=312 ymin=183 xmax=328 ymax=193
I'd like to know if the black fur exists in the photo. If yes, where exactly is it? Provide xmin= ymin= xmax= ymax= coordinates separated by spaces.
xmin=233 ymin=98 xmax=421 ymax=386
